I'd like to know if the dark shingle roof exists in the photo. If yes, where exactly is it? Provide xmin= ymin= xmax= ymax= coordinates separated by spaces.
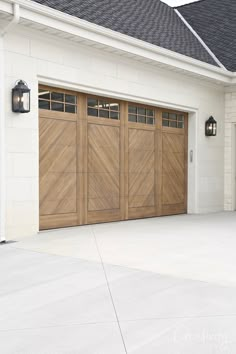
xmin=177 ymin=0 xmax=236 ymax=72
xmin=31 ymin=0 xmax=218 ymax=67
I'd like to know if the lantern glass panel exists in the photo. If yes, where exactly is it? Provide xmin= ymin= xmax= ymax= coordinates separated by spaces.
xmin=12 ymin=91 xmax=19 ymax=111
xmin=213 ymin=125 xmax=217 ymax=135
xmin=22 ymin=92 xmax=30 ymax=111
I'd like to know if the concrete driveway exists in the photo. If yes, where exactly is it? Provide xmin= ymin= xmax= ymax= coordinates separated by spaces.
xmin=1 ymin=212 xmax=236 ymax=353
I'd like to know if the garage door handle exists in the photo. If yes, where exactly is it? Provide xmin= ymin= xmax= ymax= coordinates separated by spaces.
xmin=190 ymin=150 xmax=193 ymax=163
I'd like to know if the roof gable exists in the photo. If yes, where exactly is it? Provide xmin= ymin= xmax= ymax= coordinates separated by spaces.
xmin=177 ymin=0 xmax=236 ymax=72
xmin=31 ymin=0 xmax=218 ymax=67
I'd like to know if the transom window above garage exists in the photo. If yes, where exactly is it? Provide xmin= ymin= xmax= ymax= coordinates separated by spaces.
xmin=128 ymin=105 xmax=155 ymax=125
xmin=38 ymin=89 xmax=77 ymax=114
xmin=87 ymin=98 xmax=120 ymax=120
xmin=162 ymin=112 xmax=184 ymax=128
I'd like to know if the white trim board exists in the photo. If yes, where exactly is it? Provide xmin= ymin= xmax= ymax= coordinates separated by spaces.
xmin=38 ymin=75 xmax=200 ymax=113
xmin=0 ymin=37 xmax=6 ymax=242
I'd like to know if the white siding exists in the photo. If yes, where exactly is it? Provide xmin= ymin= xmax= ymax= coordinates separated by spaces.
xmin=224 ymin=91 xmax=236 ymax=211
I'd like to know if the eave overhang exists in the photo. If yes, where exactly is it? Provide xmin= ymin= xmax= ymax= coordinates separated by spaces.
xmin=0 ymin=0 xmax=236 ymax=85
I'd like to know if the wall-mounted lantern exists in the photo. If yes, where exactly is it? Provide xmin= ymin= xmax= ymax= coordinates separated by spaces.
xmin=12 ymin=80 xmax=31 ymax=113
xmin=205 ymin=116 xmax=217 ymax=136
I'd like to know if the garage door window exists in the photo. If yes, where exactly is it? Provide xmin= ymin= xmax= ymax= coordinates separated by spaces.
xmin=87 ymin=98 xmax=120 ymax=120
xmin=162 ymin=112 xmax=184 ymax=128
xmin=38 ymin=89 xmax=77 ymax=114
xmin=128 ymin=105 xmax=155 ymax=125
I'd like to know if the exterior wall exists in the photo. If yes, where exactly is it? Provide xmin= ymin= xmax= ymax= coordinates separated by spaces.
xmin=3 ymin=25 xmax=225 ymax=240
xmin=0 ymin=36 xmax=6 ymax=242
xmin=224 ymin=90 xmax=236 ymax=211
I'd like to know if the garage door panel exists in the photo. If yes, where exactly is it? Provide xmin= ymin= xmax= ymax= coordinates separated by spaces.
xmin=40 ymin=145 xmax=76 ymax=174
xmin=163 ymin=152 xmax=185 ymax=177
xmin=162 ymin=204 xmax=186 ymax=216
xmin=39 ymin=119 xmax=77 ymax=176
xmin=40 ymin=172 xmax=77 ymax=215
xmin=163 ymin=133 xmax=184 ymax=153
xmin=128 ymin=206 xmax=156 ymax=219
xmin=88 ymin=124 xmax=119 ymax=149
xmin=88 ymin=124 xmax=120 ymax=216
xmin=128 ymin=128 xmax=155 ymax=215
xmin=162 ymin=178 xmax=185 ymax=205
xmin=40 ymin=213 xmax=78 ymax=230
xmin=129 ymin=129 xmax=154 ymax=150
xmin=161 ymin=114 xmax=187 ymax=215
xmin=87 ymin=210 xmax=121 ymax=224
xmin=40 ymin=199 xmax=77 ymax=216
xmin=40 ymin=172 xmax=76 ymax=200
xmin=129 ymin=193 xmax=155 ymax=208
xmin=88 ymin=196 xmax=120 ymax=211
xmin=88 ymin=173 xmax=120 ymax=198
xmin=89 ymin=147 xmax=119 ymax=173
xmin=129 ymin=172 xmax=155 ymax=197
xmin=129 ymin=149 xmax=154 ymax=173
xmin=39 ymin=113 xmax=78 ymax=227
xmin=40 ymin=118 xmax=76 ymax=151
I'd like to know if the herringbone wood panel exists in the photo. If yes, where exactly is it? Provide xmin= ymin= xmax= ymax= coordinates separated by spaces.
xmin=162 ymin=132 xmax=185 ymax=206
xmin=39 ymin=118 xmax=77 ymax=216
xmin=88 ymin=124 xmax=120 ymax=211
xmin=128 ymin=129 xmax=155 ymax=209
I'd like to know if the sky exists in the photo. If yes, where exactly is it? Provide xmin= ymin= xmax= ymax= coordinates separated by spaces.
xmin=162 ymin=0 xmax=200 ymax=6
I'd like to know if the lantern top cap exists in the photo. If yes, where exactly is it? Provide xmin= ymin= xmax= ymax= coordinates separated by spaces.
xmin=13 ymin=80 xmax=30 ymax=91
xmin=207 ymin=116 xmax=217 ymax=124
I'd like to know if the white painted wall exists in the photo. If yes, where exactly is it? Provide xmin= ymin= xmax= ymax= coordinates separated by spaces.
xmin=224 ymin=89 xmax=236 ymax=211
xmin=0 ymin=36 xmax=6 ymax=242
xmin=3 ymin=25 xmax=225 ymax=240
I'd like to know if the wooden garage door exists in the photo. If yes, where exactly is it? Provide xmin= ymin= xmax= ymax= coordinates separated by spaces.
xmin=39 ymin=86 xmax=188 ymax=230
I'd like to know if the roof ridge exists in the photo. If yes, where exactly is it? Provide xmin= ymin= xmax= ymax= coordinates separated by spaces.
xmin=174 ymin=8 xmax=226 ymax=70
xmin=177 ymin=0 xmax=236 ymax=71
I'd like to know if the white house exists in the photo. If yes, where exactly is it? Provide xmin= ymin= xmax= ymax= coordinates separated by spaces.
xmin=0 ymin=0 xmax=235 ymax=242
